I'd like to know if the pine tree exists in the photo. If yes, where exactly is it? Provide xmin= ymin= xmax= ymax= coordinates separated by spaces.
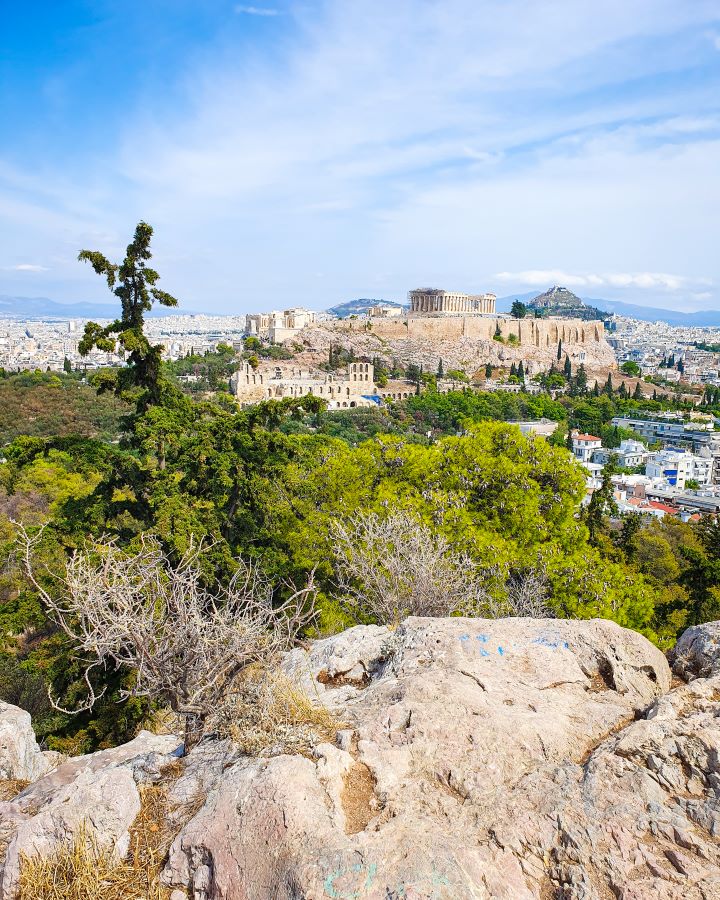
xmin=592 ymin=382 xmax=600 ymax=397
xmin=510 ymin=362 xmax=517 ymax=377
xmin=437 ymin=358 xmax=444 ymax=377
xmin=652 ymin=389 xmax=658 ymax=401
xmin=563 ymin=354 xmax=572 ymax=379
xmin=517 ymin=361 xmax=525 ymax=380
xmin=633 ymin=382 xmax=642 ymax=400
xmin=485 ymin=362 xmax=493 ymax=379
xmin=63 ymin=356 xmax=72 ymax=374
xmin=557 ymin=340 xmax=563 ymax=361
xmin=618 ymin=381 xmax=628 ymax=398
xmin=604 ymin=373 xmax=614 ymax=395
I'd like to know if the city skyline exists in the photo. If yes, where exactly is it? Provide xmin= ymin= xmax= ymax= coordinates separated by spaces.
xmin=2 ymin=1 xmax=720 ymax=314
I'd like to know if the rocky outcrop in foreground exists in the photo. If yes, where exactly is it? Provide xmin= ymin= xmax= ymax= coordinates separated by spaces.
xmin=2 ymin=616 xmax=720 ymax=899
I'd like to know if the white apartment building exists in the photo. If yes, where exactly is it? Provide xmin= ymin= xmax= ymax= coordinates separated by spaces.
xmin=572 ymin=432 xmax=603 ymax=463
xmin=593 ymin=439 xmax=648 ymax=469
xmin=645 ymin=449 xmax=714 ymax=489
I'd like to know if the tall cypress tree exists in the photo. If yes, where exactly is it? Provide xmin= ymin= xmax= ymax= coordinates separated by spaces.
xmin=78 ymin=221 xmax=180 ymax=408
xmin=575 ymin=363 xmax=587 ymax=394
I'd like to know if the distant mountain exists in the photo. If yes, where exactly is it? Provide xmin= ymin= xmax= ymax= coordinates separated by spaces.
xmin=0 ymin=295 xmax=192 ymax=320
xmin=496 ymin=289 xmax=720 ymax=326
xmin=327 ymin=298 xmax=407 ymax=318
xmin=583 ymin=297 xmax=720 ymax=327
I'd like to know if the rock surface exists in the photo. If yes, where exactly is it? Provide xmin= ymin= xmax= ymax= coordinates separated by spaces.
xmin=0 ymin=729 xmax=182 ymax=899
xmin=164 ymin=617 xmax=690 ymax=899
xmin=3 ymin=618 xmax=720 ymax=899
xmin=672 ymin=620 xmax=720 ymax=681
xmin=0 ymin=700 xmax=55 ymax=783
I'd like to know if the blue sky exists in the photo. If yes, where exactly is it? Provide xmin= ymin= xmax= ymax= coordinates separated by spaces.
xmin=2 ymin=0 xmax=720 ymax=314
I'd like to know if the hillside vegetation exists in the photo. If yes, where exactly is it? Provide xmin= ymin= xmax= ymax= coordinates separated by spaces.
xmin=0 ymin=371 xmax=128 ymax=445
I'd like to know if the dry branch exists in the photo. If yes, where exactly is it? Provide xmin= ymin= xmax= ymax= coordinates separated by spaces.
xmin=16 ymin=526 xmax=316 ymax=747
xmin=330 ymin=510 xmax=495 ymax=624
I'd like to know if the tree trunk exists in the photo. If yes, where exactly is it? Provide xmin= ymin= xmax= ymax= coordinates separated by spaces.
xmin=183 ymin=712 xmax=205 ymax=754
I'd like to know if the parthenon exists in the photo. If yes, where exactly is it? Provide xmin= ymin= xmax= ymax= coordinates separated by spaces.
xmin=408 ymin=288 xmax=496 ymax=316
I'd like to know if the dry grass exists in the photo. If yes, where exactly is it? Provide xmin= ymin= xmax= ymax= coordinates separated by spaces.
xmin=18 ymin=824 xmax=167 ymax=900
xmin=341 ymin=763 xmax=377 ymax=834
xmin=17 ymin=780 xmax=184 ymax=900
xmin=139 ymin=706 xmax=184 ymax=738
xmin=0 ymin=779 xmax=29 ymax=801
xmin=210 ymin=666 xmax=343 ymax=756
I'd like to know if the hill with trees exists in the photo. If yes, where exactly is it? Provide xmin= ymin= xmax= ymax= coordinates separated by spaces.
xmin=528 ymin=285 xmax=609 ymax=320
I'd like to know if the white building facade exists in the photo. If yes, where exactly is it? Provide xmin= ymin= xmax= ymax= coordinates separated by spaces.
xmin=645 ymin=449 xmax=714 ymax=489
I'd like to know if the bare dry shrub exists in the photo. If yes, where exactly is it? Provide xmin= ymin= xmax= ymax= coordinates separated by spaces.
xmin=330 ymin=511 xmax=495 ymax=624
xmin=210 ymin=665 xmax=343 ymax=757
xmin=505 ymin=568 xmax=554 ymax=618
xmin=16 ymin=528 xmax=317 ymax=748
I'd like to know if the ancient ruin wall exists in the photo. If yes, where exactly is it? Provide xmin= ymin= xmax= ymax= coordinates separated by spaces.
xmin=339 ymin=315 xmax=606 ymax=347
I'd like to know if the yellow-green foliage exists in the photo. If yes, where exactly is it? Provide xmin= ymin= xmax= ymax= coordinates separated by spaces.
xmin=259 ymin=422 xmax=659 ymax=637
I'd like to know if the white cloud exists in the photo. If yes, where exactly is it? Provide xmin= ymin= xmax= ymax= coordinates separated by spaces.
xmin=235 ymin=5 xmax=280 ymax=16
xmin=494 ymin=271 xmax=709 ymax=291
xmin=2 ymin=1 xmax=720 ymax=310
xmin=9 ymin=263 xmax=48 ymax=272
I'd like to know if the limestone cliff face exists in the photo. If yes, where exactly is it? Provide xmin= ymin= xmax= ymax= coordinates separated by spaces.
xmin=3 ymin=618 xmax=720 ymax=899
xmin=291 ymin=314 xmax=616 ymax=376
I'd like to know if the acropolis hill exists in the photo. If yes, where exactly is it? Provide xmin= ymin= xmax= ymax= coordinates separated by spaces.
xmin=277 ymin=305 xmax=616 ymax=379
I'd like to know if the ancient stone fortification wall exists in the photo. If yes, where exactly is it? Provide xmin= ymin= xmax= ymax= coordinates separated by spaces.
xmin=287 ymin=314 xmax=616 ymax=377
xmin=341 ymin=315 xmax=605 ymax=347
